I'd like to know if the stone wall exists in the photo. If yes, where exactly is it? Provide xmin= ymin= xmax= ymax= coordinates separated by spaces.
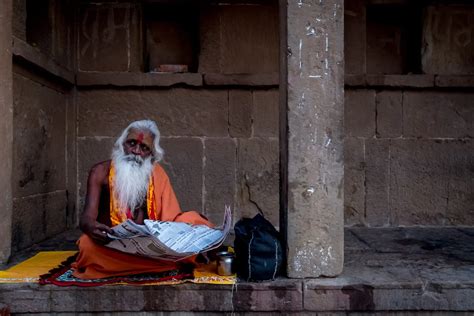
xmin=13 ymin=0 xmax=74 ymax=70
xmin=10 ymin=0 xmax=76 ymax=251
xmin=11 ymin=66 xmax=74 ymax=251
xmin=343 ymin=1 xmax=474 ymax=227
xmin=75 ymin=1 xmax=280 ymax=228
xmin=76 ymin=87 xmax=280 ymax=227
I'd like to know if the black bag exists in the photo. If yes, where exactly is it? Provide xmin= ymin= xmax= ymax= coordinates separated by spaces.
xmin=234 ymin=214 xmax=283 ymax=281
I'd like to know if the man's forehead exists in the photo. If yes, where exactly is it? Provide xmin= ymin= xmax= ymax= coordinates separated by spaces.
xmin=126 ymin=128 xmax=154 ymax=145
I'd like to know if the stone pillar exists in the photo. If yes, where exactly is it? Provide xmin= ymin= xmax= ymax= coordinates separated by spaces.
xmin=286 ymin=0 xmax=344 ymax=277
xmin=0 ymin=0 xmax=13 ymax=263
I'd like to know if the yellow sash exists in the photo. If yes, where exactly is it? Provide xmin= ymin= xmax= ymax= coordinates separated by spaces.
xmin=108 ymin=163 xmax=156 ymax=226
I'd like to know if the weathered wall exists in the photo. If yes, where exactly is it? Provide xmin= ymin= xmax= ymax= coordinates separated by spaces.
xmin=11 ymin=66 xmax=73 ymax=251
xmin=9 ymin=0 xmax=76 ymax=252
xmin=344 ymin=1 xmax=474 ymax=227
xmin=0 ymin=0 xmax=13 ymax=262
xmin=75 ymin=1 xmax=280 ymax=228
xmin=13 ymin=0 xmax=74 ymax=70
xmin=77 ymin=88 xmax=280 ymax=227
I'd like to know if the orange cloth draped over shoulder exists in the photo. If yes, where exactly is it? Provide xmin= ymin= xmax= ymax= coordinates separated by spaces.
xmin=71 ymin=163 xmax=212 ymax=279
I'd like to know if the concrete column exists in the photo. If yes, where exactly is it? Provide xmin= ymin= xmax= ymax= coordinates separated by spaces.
xmin=0 ymin=0 xmax=13 ymax=263
xmin=286 ymin=0 xmax=344 ymax=277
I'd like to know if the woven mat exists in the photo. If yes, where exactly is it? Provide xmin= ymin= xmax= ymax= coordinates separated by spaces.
xmin=0 ymin=251 xmax=235 ymax=286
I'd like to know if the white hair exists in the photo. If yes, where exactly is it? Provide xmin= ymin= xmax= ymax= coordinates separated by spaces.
xmin=113 ymin=119 xmax=164 ymax=162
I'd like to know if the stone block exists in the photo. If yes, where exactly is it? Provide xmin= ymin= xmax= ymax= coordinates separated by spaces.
xmin=403 ymin=92 xmax=474 ymax=138
xmin=220 ymin=4 xmax=279 ymax=74
xmin=77 ymin=3 xmax=141 ymax=71
xmin=304 ymin=284 xmax=375 ymax=311
xmin=203 ymin=138 xmax=236 ymax=225
xmin=422 ymin=5 xmax=474 ymax=75
xmin=229 ymin=90 xmax=252 ymax=138
xmin=12 ymin=73 xmax=67 ymax=198
xmin=77 ymin=137 xmax=115 ymax=207
xmin=389 ymin=140 xmax=449 ymax=226
xmin=12 ymin=0 xmax=26 ymax=40
xmin=365 ymin=139 xmax=390 ymax=227
xmin=345 ymin=74 xmax=366 ymax=87
xmin=198 ymin=4 xmax=221 ymax=74
xmin=344 ymin=137 xmax=365 ymax=226
xmin=345 ymin=90 xmax=376 ymax=138
xmin=253 ymin=89 xmax=279 ymax=137
xmin=51 ymin=0 xmax=74 ymax=69
xmin=237 ymin=138 xmax=279 ymax=228
xmin=12 ymin=191 xmax=67 ymax=251
xmin=0 ymin=285 xmax=51 ymax=313
xmin=160 ymin=137 xmax=203 ymax=212
xmin=230 ymin=280 xmax=304 ymax=312
xmin=77 ymin=89 xmax=228 ymax=137
xmin=344 ymin=0 xmax=366 ymax=74
xmin=445 ymin=140 xmax=474 ymax=225
xmin=376 ymin=90 xmax=402 ymax=138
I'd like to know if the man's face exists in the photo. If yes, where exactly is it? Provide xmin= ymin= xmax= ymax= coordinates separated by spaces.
xmin=123 ymin=128 xmax=154 ymax=160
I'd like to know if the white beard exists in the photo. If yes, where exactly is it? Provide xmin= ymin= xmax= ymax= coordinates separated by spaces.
xmin=111 ymin=149 xmax=154 ymax=216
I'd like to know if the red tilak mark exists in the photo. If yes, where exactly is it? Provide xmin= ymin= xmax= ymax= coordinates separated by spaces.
xmin=136 ymin=133 xmax=144 ymax=144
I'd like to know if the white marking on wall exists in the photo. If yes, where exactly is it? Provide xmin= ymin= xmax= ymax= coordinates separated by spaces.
xmin=299 ymin=39 xmax=303 ymax=73
xmin=306 ymin=23 xmax=317 ymax=37
xmin=324 ymin=137 xmax=332 ymax=147
xmin=298 ymin=92 xmax=306 ymax=109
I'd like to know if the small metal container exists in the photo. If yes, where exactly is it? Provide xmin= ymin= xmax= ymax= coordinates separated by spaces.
xmin=216 ymin=251 xmax=235 ymax=276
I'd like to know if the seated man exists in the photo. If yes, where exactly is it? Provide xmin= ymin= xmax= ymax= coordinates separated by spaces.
xmin=72 ymin=120 xmax=212 ymax=279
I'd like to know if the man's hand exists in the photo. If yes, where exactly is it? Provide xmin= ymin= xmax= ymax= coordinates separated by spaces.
xmin=81 ymin=220 xmax=114 ymax=244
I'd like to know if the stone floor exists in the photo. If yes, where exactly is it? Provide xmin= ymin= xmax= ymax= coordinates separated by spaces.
xmin=1 ymin=227 xmax=474 ymax=315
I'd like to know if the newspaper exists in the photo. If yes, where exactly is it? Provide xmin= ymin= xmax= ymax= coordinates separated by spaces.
xmin=105 ymin=206 xmax=232 ymax=261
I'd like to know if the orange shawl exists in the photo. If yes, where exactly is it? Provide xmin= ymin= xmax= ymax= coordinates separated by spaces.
xmin=108 ymin=162 xmax=212 ymax=227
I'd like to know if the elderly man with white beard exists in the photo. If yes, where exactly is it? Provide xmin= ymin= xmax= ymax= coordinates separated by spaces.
xmin=72 ymin=120 xmax=213 ymax=279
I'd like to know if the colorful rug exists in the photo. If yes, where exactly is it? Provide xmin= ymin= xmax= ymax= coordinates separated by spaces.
xmin=0 ymin=251 xmax=235 ymax=286
xmin=0 ymin=251 xmax=76 ymax=283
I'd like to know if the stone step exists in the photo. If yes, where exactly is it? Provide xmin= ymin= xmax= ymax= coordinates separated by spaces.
xmin=1 ymin=227 xmax=473 ymax=314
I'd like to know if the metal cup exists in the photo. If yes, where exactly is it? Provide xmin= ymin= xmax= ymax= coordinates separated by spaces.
xmin=216 ymin=251 xmax=235 ymax=276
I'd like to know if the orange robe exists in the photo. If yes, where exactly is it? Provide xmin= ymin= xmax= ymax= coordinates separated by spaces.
xmin=72 ymin=163 xmax=212 ymax=279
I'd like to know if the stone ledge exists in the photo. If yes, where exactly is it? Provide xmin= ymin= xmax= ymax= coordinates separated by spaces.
xmin=435 ymin=75 xmax=474 ymax=88
xmin=203 ymin=73 xmax=279 ymax=86
xmin=76 ymin=72 xmax=280 ymax=87
xmin=346 ymin=74 xmax=474 ymax=88
xmin=1 ymin=277 xmax=473 ymax=313
xmin=304 ymin=276 xmax=474 ymax=311
xmin=76 ymin=72 xmax=203 ymax=87
xmin=11 ymin=36 xmax=74 ymax=84
xmin=0 ymin=280 xmax=303 ymax=314
xmin=345 ymin=74 xmax=435 ymax=88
